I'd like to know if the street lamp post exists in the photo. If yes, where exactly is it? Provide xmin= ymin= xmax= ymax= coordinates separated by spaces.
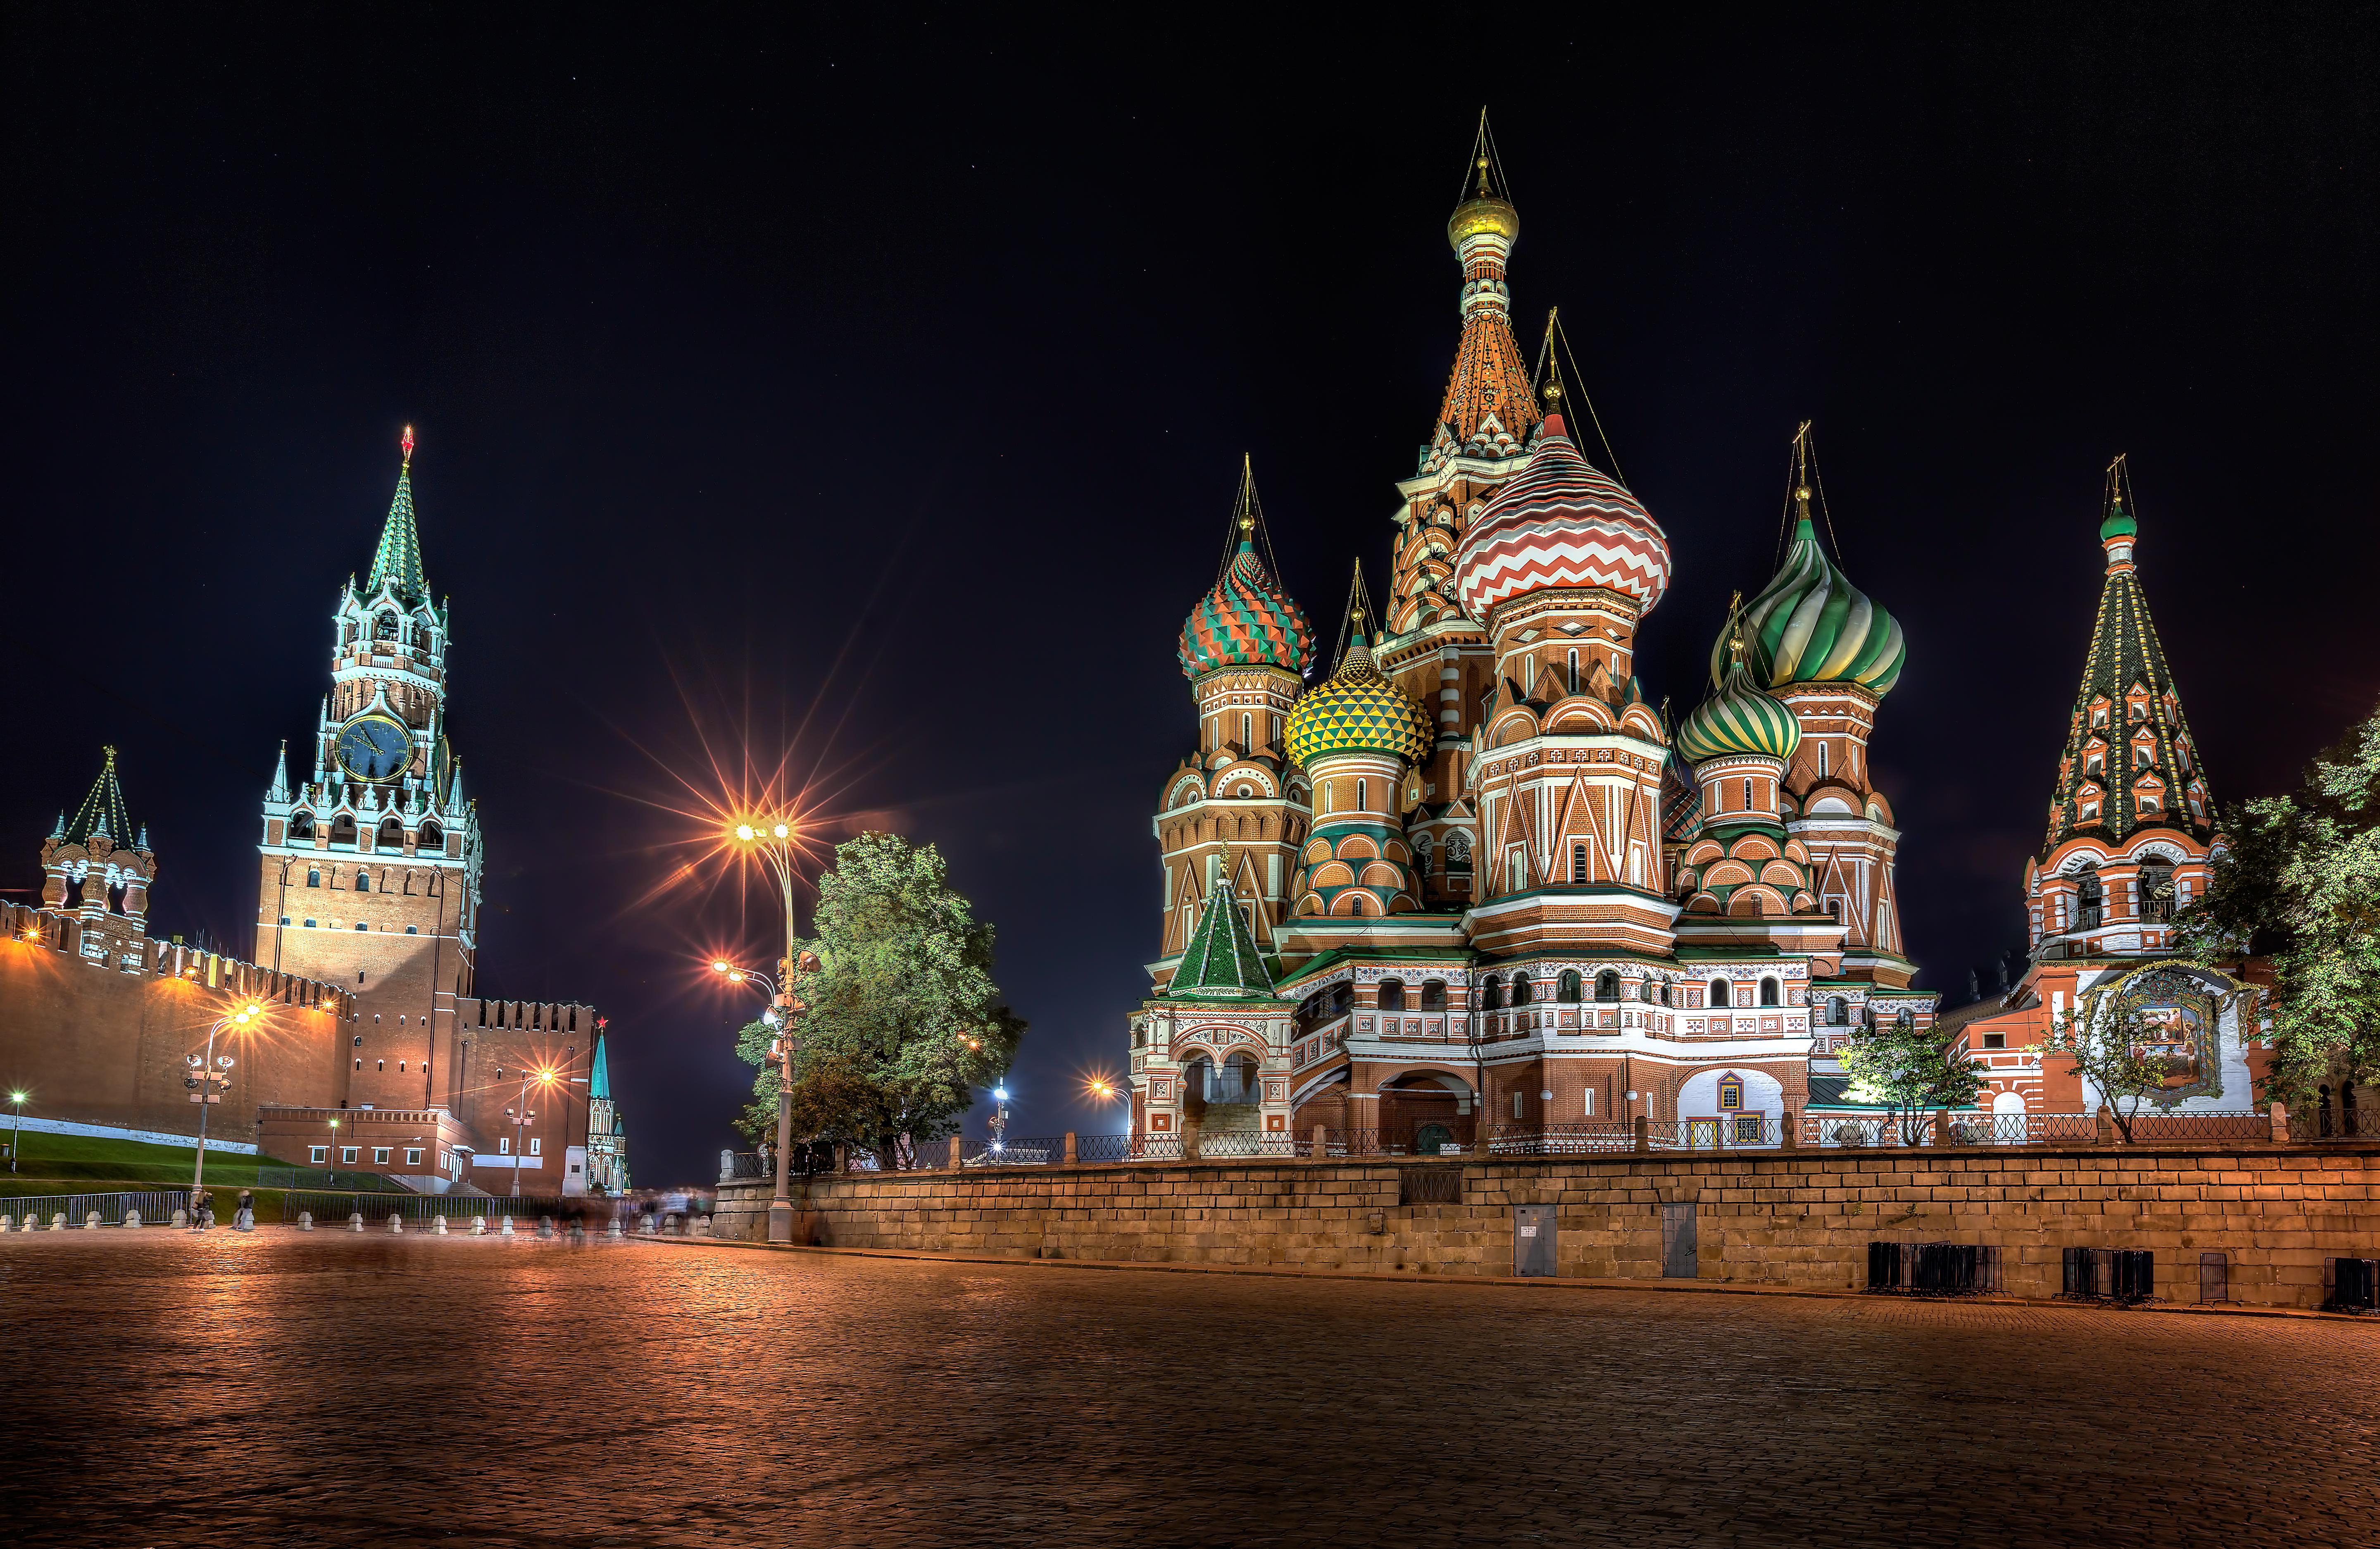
xmin=8 ymin=1089 xmax=25 ymax=1175
xmin=712 ymin=949 xmax=815 ymax=1243
xmin=502 ymin=1067 xmax=557 ymax=1200
xmin=188 ymin=1004 xmax=258 ymax=1223
xmin=725 ymin=816 xmax=807 ymax=1244
xmin=326 ymin=1115 xmax=339 ymax=1186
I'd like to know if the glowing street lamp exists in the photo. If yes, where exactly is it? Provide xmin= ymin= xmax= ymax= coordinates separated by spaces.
xmin=724 ymin=814 xmax=807 ymax=1243
xmin=326 ymin=1114 xmax=340 ymax=1186
xmin=504 ymin=1066 xmax=559 ymax=1200
xmin=7 ymin=1089 xmax=26 ymax=1175
xmin=188 ymin=1003 xmax=260 ymax=1221
xmin=712 ymin=950 xmax=816 ymax=1232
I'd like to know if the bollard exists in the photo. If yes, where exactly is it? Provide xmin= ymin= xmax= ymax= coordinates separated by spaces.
xmin=124 ymin=1208 xmax=142 ymax=1228
xmin=537 ymin=1216 xmax=555 ymax=1239
xmin=348 ymin=1212 xmax=365 ymax=1232
xmin=171 ymin=1209 xmax=188 ymax=1229
xmin=433 ymin=1215 xmax=449 ymax=1235
xmin=2270 ymin=1100 xmax=2290 ymax=1144
xmin=1633 ymin=1114 xmax=1650 ymax=1154
xmin=607 ymin=1218 xmax=623 ymax=1239
xmin=298 ymin=1211 xmax=314 ymax=1231
xmin=2096 ymin=1104 xmax=2118 ymax=1145
xmin=694 ymin=1214 xmax=713 ymax=1237
xmin=567 ymin=1222 xmax=585 ymax=1242
xmin=0 ymin=1214 xmax=12 ymax=1232
xmin=500 ymin=1215 xmax=516 ymax=1236
xmin=84 ymin=1211 xmax=101 ymax=1230
xmin=640 ymin=1214 xmax=657 ymax=1236
xmin=234 ymin=1207 xmax=254 ymax=1232
xmin=50 ymin=1212 xmax=67 ymax=1232
xmin=1932 ymin=1108 xmax=1952 ymax=1148
xmin=1311 ymin=1123 xmax=1328 ymax=1159
xmin=388 ymin=1213 xmax=404 ymax=1234
xmin=1781 ymin=1111 xmax=1799 ymax=1151
xmin=949 ymin=1134 xmax=964 ymax=1169
xmin=469 ymin=1216 xmax=487 ymax=1237
xmin=1064 ymin=1132 xmax=1078 ymax=1166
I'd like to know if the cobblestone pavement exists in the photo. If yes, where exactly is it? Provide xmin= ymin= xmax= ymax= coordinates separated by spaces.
xmin=2 ymin=1233 xmax=2375 ymax=1548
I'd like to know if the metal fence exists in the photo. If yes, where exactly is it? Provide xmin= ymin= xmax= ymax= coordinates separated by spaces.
xmin=965 ymin=1137 xmax=1066 ymax=1166
xmin=275 ymin=1190 xmax=616 ymax=1226
xmin=2116 ymin=1111 xmax=2271 ymax=1142
xmin=2060 ymin=1246 xmax=2157 ymax=1302
xmin=2322 ymin=1257 xmax=2379 ymax=1313
xmin=0 ymin=1189 xmax=192 ymax=1227
xmin=1865 ymin=1240 xmax=2004 ymax=1295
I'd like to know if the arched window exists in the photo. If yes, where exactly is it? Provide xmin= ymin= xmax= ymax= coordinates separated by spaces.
xmin=1661 ymin=982 xmax=1673 ymax=1007
xmin=1709 ymin=978 xmax=1731 ymax=1009
xmin=1571 ymin=843 xmax=1589 ymax=883
xmin=1420 ymin=979 xmax=1447 ymax=1011
xmin=1357 ymin=778 xmax=1367 ymax=811
xmin=1743 ymin=778 xmax=1755 ymax=811
xmin=2076 ymin=865 xmax=2104 ymax=929
xmin=1557 ymin=970 xmax=1582 ymax=1003
xmin=378 ymin=818 xmax=404 ymax=849
xmin=306 ymin=868 xmax=321 ymax=888
xmin=1511 ymin=975 xmax=1533 ymax=1006
xmin=2139 ymin=858 xmax=2175 ymax=922
xmin=1330 ymin=982 xmax=1353 ymax=1015
xmin=419 ymin=821 xmax=441 ymax=850
xmin=1895 ymin=1008 xmax=1914 ymax=1032
xmin=290 ymin=811 xmax=314 ymax=839
xmin=1377 ymin=979 xmax=1405 ymax=1012
xmin=1594 ymin=970 xmax=1620 ymax=1003
xmin=355 ymin=872 xmax=371 ymax=892
xmin=374 ymin=613 xmax=398 ymax=641
xmin=1481 ymin=976 xmax=1503 ymax=1011
xmin=1760 ymin=977 xmax=1781 ymax=1006
xmin=1826 ymin=996 xmax=1849 ymax=1026
xmin=330 ymin=813 xmax=357 ymax=846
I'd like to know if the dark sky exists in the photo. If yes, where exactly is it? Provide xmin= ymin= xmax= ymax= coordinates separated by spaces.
xmin=5 ymin=7 xmax=2375 ymax=1184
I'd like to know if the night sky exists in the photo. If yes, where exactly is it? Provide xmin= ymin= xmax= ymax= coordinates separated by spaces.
xmin=5 ymin=10 xmax=2375 ymax=1184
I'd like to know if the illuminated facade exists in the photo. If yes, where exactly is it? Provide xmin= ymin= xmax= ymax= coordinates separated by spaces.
xmin=1129 ymin=135 xmax=1935 ymax=1153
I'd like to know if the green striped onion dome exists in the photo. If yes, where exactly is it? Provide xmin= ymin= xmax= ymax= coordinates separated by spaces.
xmin=1178 ymin=541 xmax=1316 ymax=681
xmin=1676 ymin=657 xmax=1803 ymax=765
xmin=1284 ymin=636 xmax=1431 ymax=768
xmin=1734 ymin=517 xmax=1905 ymax=696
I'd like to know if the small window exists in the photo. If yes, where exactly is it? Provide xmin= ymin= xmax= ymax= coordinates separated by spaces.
xmin=354 ymin=1058 xmax=361 ymax=1070
xmin=1511 ymin=1092 xmax=1524 ymax=1119
xmin=309 ymin=1146 xmax=328 ymax=1163
xmin=1983 ymin=1033 xmax=2006 ymax=1050
xmin=405 ymin=925 xmax=418 ymax=934
xmin=1826 ymin=996 xmax=1848 ymax=1026
xmin=1594 ymin=970 xmax=1620 ymax=1003
xmin=405 ymin=1148 xmax=423 ymax=1166
xmin=1742 ymin=778 xmax=1755 ymax=810
xmin=1639 ymin=979 xmax=1656 ymax=1003
xmin=1558 ymin=970 xmax=1583 ymax=1003
xmin=500 ymin=1137 xmax=511 ymax=1155
xmin=1733 ymin=1114 xmax=1763 ymax=1143
xmin=1357 ymin=778 xmax=1367 ymax=810
xmin=397 ymin=1061 xmax=406 ymax=1072
xmin=372 ymin=1147 xmax=391 ymax=1164
xmin=1420 ymin=979 xmax=1447 ymax=1011
xmin=376 ymin=1060 xmax=384 ymax=1071
xmin=1760 ymin=977 xmax=1781 ymax=1007
xmin=528 ymin=1138 xmax=541 ymax=1156
xmin=306 ymin=869 xmax=321 ymax=887
xmin=355 ymin=873 xmax=370 ymax=892
xmin=1571 ymin=843 xmax=1589 ymax=882
xmin=1718 ymin=1079 xmax=1744 ymax=1111
xmin=304 ymin=918 xmax=317 ymax=929
xmin=1709 ymin=978 xmax=1730 ymax=1009
xmin=340 ymin=1146 xmax=358 ymax=1164
xmin=290 ymin=812 xmax=315 ymax=839
xmin=278 ymin=915 xmax=290 ymax=926
xmin=1511 ymin=975 xmax=1533 ymax=1006
xmin=1378 ymin=979 xmax=1406 ymax=1012
xmin=354 ymin=922 xmax=368 ymax=932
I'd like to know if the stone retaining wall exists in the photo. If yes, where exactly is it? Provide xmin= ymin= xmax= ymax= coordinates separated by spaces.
xmin=714 ymin=1144 xmax=2380 ymax=1310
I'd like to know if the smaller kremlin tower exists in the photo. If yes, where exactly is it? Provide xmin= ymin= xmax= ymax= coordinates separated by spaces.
xmin=38 ymin=748 xmax=155 ymax=968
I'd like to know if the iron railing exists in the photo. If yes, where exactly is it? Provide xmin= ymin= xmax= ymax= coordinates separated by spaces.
xmin=275 ymin=1190 xmax=612 ymax=1226
xmin=965 ymin=1137 xmax=1066 ymax=1166
xmin=1865 ymin=1241 xmax=2003 ymax=1295
xmin=2289 ymin=1103 xmax=2373 ymax=1141
xmin=2322 ymin=1256 xmax=2379 ymax=1313
xmin=0 ymin=1189 xmax=193 ymax=1227
xmin=2060 ymin=1246 xmax=2157 ymax=1302
xmin=2116 ymin=1110 xmax=2270 ymax=1142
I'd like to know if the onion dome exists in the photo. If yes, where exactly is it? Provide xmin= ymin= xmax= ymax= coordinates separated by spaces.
xmin=1285 ymin=632 xmax=1430 ymax=768
xmin=1736 ymin=483 xmax=1905 ymax=697
xmin=1178 ymin=539 xmax=1315 ymax=681
xmin=1677 ymin=623 xmax=1802 ymax=764
xmin=1178 ymin=458 xmax=1316 ymax=682
xmin=1452 ymin=396 xmax=1671 ymax=621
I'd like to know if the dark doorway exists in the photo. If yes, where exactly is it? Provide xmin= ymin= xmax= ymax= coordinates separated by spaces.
xmin=1661 ymin=1201 xmax=1698 ymax=1279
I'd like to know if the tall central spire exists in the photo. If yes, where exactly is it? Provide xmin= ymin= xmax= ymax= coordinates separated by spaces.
xmin=367 ymin=424 xmax=428 ymax=607
xmin=1432 ymin=112 xmax=1542 ymax=458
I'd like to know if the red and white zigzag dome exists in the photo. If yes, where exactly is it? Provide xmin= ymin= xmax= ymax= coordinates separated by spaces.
xmin=1451 ymin=412 xmax=1671 ymax=621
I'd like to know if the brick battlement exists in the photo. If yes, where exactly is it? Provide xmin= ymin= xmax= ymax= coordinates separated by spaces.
xmin=455 ymin=997 xmax=598 ymax=1035
xmin=2 ymin=898 xmax=355 ymax=1017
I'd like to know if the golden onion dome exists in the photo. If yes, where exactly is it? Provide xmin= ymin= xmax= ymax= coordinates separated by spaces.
xmin=1447 ymin=195 xmax=1519 ymax=249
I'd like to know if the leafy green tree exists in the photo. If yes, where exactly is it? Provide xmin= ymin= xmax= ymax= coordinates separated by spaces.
xmin=733 ymin=832 xmax=1024 ymax=1169
xmin=1838 ymin=1013 xmax=1990 ymax=1144
xmin=2040 ymin=965 xmax=2237 ymax=1142
xmin=2175 ymin=701 xmax=2380 ymax=1103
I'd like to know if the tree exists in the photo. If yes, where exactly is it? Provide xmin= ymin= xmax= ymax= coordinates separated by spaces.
xmin=1837 ymin=1014 xmax=1990 ymax=1144
xmin=2175 ymin=700 xmax=2380 ymax=1103
xmin=733 ymin=832 xmax=1024 ymax=1169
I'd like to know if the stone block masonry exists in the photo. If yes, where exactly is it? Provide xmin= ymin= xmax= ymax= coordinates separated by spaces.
xmin=713 ymin=1143 xmax=2380 ymax=1312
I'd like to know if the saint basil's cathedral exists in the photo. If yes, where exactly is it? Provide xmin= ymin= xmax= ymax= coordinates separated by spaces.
xmin=1124 ymin=132 xmax=2248 ymax=1151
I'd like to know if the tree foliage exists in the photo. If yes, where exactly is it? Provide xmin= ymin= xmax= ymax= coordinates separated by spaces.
xmin=1837 ymin=1015 xmax=1990 ymax=1144
xmin=2040 ymin=960 xmax=2240 ymax=1142
xmin=2175 ymin=701 xmax=2380 ymax=1102
xmin=733 ymin=832 xmax=1023 ymax=1168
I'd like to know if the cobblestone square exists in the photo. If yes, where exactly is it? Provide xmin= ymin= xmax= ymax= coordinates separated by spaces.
xmin=2 ymin=1232 xmax=2374 ymax=1547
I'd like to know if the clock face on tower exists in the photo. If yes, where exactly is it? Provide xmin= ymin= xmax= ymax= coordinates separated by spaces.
xmin=334 ymin=715 xmax=413 ymax=782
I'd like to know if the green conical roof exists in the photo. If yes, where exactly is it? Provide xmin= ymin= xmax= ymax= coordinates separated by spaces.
xmin=62 ymin=747 xmax=134 ymax=846
xmin=367 ymin=429 xmax=428 ymax=607
xmin=1166 ymin=877 xmax=1274 ymax=999
xmin=589 ymin=1033 xmax=612 ymax=1101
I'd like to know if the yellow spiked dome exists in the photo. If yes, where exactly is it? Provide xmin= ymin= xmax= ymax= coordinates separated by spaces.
xmin=1285 ymin=634 xmax=1431 ymax=769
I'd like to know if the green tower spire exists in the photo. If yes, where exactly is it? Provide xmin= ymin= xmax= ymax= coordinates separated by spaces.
xmin=367 ymin=424 xmax=428 ymax=607
xmin=1167 ymin=873 xmax=1275 ymax=998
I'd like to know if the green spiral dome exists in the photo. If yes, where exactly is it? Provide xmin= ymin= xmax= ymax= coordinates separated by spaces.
xmin=1735 ymin=516 xmax=1906 ymax=696
xmin=1676 ymin=656 xmax=1803 ymax=765
xmin=1284 ymin=636 xmax=1431 ymax=768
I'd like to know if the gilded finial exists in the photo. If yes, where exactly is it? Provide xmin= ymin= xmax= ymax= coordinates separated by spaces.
xmin=1476 ymin=154 xmax=1492 ymax=198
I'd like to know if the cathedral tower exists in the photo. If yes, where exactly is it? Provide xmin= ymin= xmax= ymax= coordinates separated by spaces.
xmin=2025 ymin=458 xmax=2216 ymax=958
xmin=1741 ymin=429 xmax=1913 ymax=982
xmin=255 ymin=428 xmax=484 ymax=1113
xmin=1154 ymin=460 xmax=1315 ymax=975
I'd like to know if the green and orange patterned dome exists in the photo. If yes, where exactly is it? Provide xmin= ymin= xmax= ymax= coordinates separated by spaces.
xmin=1178 ymin=539 xmax=1316 ymax=682
xmin=1284 ymin=634 xmax=1432 ymax=768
